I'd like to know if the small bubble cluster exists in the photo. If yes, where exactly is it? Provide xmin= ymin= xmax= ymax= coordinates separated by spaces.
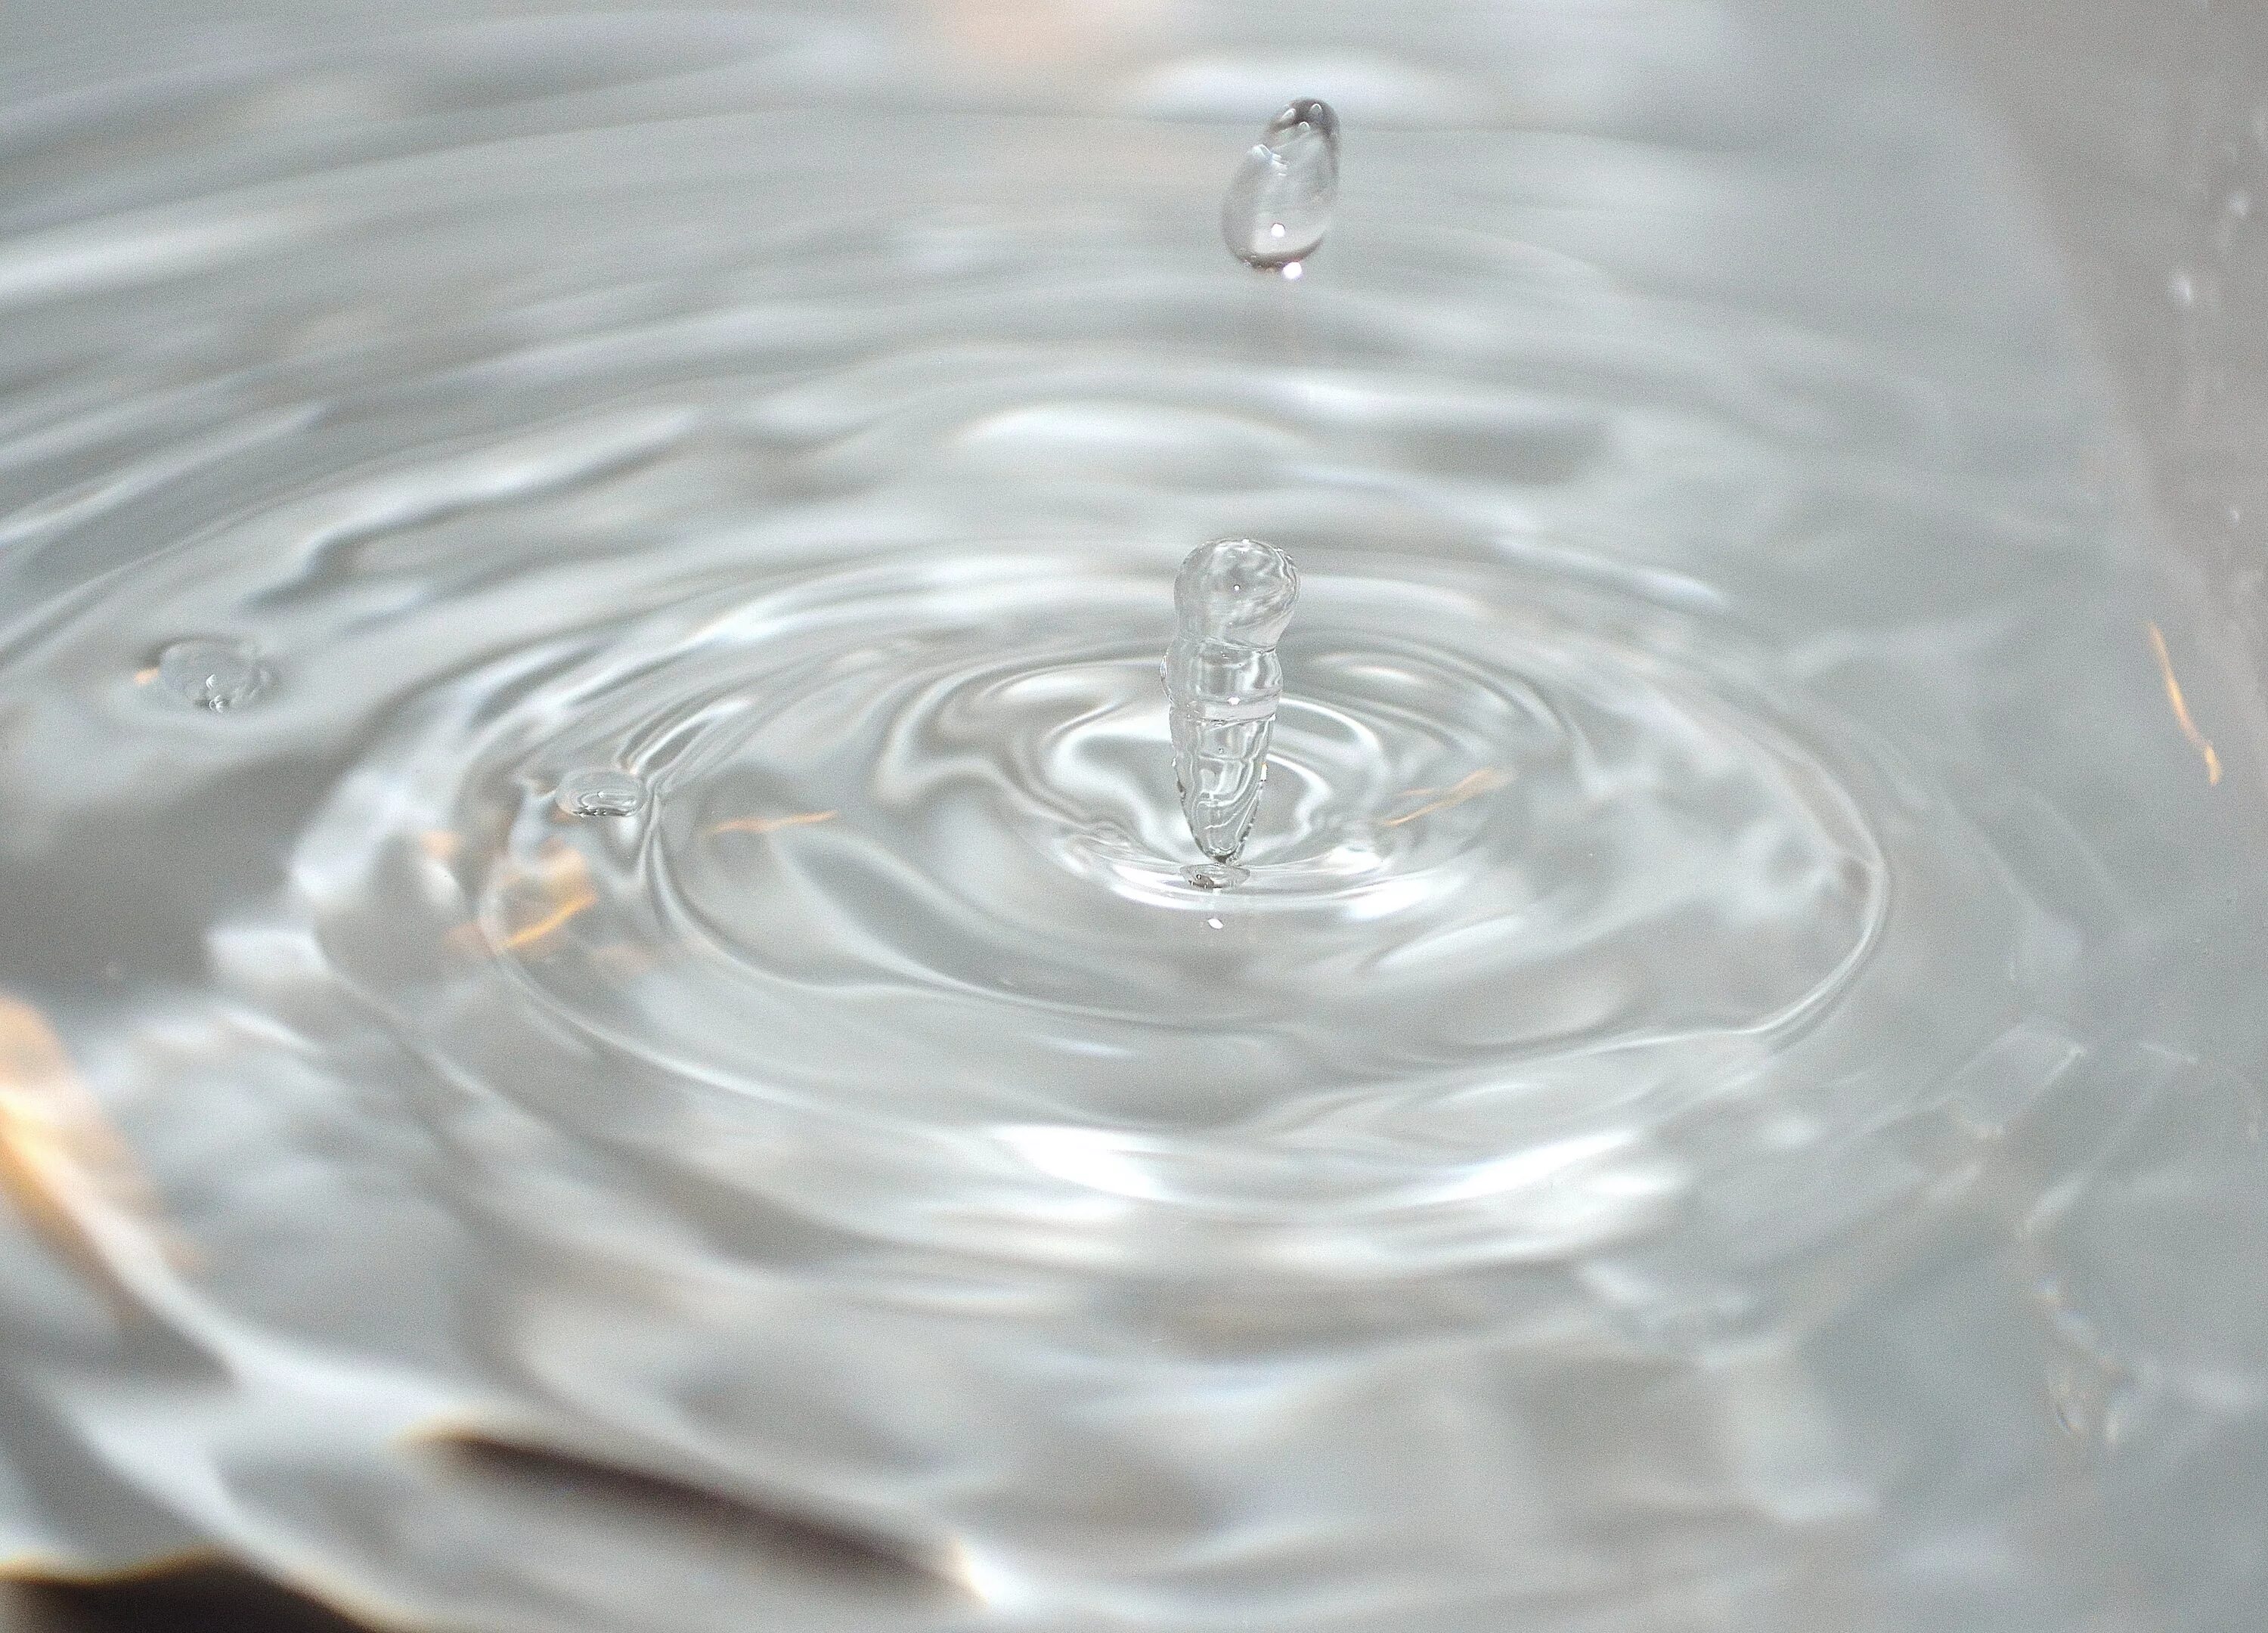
xmin=554 ymin=767 xmax=649 ymax=818
xmin=154 ymin=637 xmax=271 ymax=711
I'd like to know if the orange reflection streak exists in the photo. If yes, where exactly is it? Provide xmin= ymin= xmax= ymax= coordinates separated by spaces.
xmin=0 ymin=995 xmax=178 ymax=1297
xmin=492 ymin=844 xmax=597 ymax=954
xmin=926 ymin=0 xmax=1169 ymax=72
xmin=1379 ymin=767 xmax=1510 ymax=829
xmin=708 ymin=810 xmax=838 ymax=838
xmin=2147 ymin=622 xmax=2223 ymax=786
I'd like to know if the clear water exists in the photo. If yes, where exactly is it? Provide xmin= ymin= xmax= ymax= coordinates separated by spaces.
xmin=1163 ymin=537 xmax=1297 ymax=868
xmin=2 ymin=2 xmax=2266 ymax=1631
xmin=1220 ymin=100 xmax=1340 ymax=272
xmin=554 ymin=767 xmax=650 ymax=821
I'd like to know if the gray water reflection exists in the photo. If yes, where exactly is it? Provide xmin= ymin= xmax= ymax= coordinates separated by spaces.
xmin=1 ymin=2 xmax=2265 ymax=1631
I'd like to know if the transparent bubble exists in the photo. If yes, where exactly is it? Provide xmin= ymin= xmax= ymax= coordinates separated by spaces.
xmin=1221 ymin=99 xmax=1340 ymax=272
xmin=1162 ymin=538 xmax=1299 ymax=868
xmin=153 ymin=637 xmax=271 ymax=712
xmin=554 ymin=768 xmax=648 ymax=819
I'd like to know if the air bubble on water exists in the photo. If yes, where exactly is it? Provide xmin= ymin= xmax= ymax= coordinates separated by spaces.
xmin=1221 ymin=100 xmax=1339 ymax=272
xmin=1183 ymin=861 xmax=1250 ymax=891
xmin=1163 ymin=538 xmax=1298 ymax=871
xmin=153 ymin=637 xmax=271 ymax=711
xmin=555 ymin=768 xmax=648 ymax=819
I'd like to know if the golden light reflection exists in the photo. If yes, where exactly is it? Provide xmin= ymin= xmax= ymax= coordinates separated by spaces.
xmin=491 ymin=844 xmax=598 ymax=955
xmin=0 ymin=994 xmax=178 ymax=1297
xmin=0 ymin=1547 xmax=215 ymax=1590
xmin=707 ymin=810 xmax=838 ymax=838
xmin=2146 ymin=621 xmax=2223 ymax=786
xmin=924 ymin=0 xmax=1176 ymax=73
xmin=1379 ymin=767 xmax=1510 ymax=829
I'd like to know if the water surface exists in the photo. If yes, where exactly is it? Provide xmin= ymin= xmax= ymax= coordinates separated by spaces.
xmin=2 ymin=2 xmax=2265 ymax=1630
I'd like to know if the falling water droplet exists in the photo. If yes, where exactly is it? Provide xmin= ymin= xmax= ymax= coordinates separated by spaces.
xmin=1163 ymin=538 xmax=1298 ymax=873
xmin=1221 ymin=100 xmax=1340 ymax=272
xmin=153 ymin=637 xmax=271 ymax=711
xmin=555 ymin=768 xmax=648 ymax=819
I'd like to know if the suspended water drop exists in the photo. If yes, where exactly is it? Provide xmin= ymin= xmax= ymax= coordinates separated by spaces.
xmin=153 ymin=637 xmax=271 ymax=711
xmin=1221 ymin=100 xmax=1340 ymax=273
xmin=555 ymin=768 xmax=648 ymax=819
xmin=1163 ymin=538 xmax=1298 ymax=872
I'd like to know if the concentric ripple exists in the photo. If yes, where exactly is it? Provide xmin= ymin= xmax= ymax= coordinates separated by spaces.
xmin=1 ymin=4 xmax=2262 ymax=1633
xmin=286 ymin=549 xmax=1881 ymax=1254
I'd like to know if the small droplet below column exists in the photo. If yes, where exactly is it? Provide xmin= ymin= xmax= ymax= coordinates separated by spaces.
xmin=555 ymin=768 xmax=648 ymax=819
xmin=154 ymin=637 xmax=271 ymax=711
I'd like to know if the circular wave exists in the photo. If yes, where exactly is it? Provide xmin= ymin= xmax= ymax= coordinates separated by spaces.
xmin=271 ymin=549 xmax=1885 ymax=1263
xmin=0 ymin=8 xmax=2142 ymax=1631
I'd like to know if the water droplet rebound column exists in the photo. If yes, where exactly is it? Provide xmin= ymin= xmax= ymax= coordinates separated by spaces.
xmin=1173 ymin=101 xmax=1329 ymax=885
xmin=1163 ymin=539 xmax=1299 ymax=886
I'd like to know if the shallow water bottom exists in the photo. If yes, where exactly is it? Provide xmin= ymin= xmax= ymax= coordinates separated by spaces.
xmin=1 ymin=2 xmax=2266 ymax=1630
